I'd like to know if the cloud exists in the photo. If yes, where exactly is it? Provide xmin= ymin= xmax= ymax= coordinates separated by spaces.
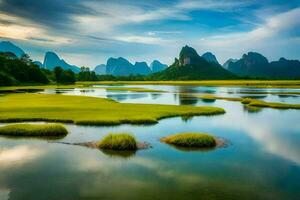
xmin=0 ymin=13 xmax=72 ymax=44
xmin=115 ymin=35 xmax=167 ymax=45
xmin=147 ymin=31 xmax=182 ymax=36
xmin=0 ymin=145 xmax=44 ymax=169
xmin=176 ymin=0 xmax=252 ymax=11
xmin=0 ymin=0 xmax=299 ymax=67
xmin=194 ymin=7 xmax=300 ymax=62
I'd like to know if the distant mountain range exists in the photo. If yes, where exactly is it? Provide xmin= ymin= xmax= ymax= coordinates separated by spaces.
xmin=0 ymin=41 xmax=166 ymax=75
xmin=225 ymin=52 xmax=300 ymax=79
xmin=150 ymin=45 xmax=236 ymax=80
xmin=43 ymin=51 xmax=80 ymax=73
xmin=94 ymin=58 xmax=167 ymax=76
xmin=94 ymin=64 xmax=106 ymax=75
xmin=1 ymin=40 xmax=300 ymax=79
xmin=0 ymin=41 xmax=25 ymax=57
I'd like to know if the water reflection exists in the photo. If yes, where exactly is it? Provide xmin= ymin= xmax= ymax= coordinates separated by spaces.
xmin=0 ymin=84 xmax=300 ymax=199
xmin=101 ymin=149 xmax=136 ymax=158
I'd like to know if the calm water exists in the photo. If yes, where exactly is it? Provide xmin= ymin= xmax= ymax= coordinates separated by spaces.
xmin=1 ymin=85 xmax=300 ymax=200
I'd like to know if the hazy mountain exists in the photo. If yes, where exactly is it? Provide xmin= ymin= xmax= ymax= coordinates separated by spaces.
xmin=106 ymin=57 xmax=134 ymax=76
xmin=0 ymin=41 xmax=25 ymax=57
xmin=150 ymin=45 xmax=236 ymax=80
xmin=150 ymin=60 xmax=167 ymax=73
xmin=227 ymin=52 xmax=300 ymax=78
xmin=43 ymin=51 xmax=80 ymax=73
xmin=227 ymin=52 xmax=269 ymax=77
xmin=134 ymin=62 xmax=151 ymax=75
xmin=269 ymin=58 xmax=300 ymax=79
xmin=223 ymin=58 xmax=238 ymax=69
xmin=94 ymin=64 xmax=106 ymax=75
xmin=104 ymin=58 xmax=166 ymax=76
xmin=33 ymin=61 xmax=43 ymax=68
xmin=201 ymin=52 xmax=219 ymax=64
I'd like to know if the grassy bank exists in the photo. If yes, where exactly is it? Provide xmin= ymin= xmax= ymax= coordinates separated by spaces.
xmin=77 ymin=80 xmax=300 ymax=88
xmin=198 ymin=94 xmax=300 ymax=109
xmin=199 ymin=94 xmax=242 ymax=102
xmin=0 ymin=123 xmax=68 ymax=136
xmin=1 ymin=80 xmax=300 ymax=92
xmin=0 ymin=93 xmax=225 ymax=125
xmin=242 ymin=98 xmax=300 ymax=109
xmin=161 ymin=132 xmax=216 ymax=148
xmin=97 ymin=133 xmax=137 ymax=150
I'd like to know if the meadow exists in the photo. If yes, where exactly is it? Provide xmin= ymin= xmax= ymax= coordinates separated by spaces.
xmin=0 ymin=93 xmax=225 ymax=125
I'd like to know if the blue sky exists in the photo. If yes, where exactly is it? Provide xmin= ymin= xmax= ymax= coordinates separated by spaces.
xmin=0 ymin=0 xmax=300 ymax=68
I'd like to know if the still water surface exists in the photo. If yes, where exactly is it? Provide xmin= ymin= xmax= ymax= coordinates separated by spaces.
xmin=0 ymin=85 xmax=300 ymax=200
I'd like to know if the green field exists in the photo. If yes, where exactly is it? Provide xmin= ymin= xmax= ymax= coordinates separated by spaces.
xmin=0 ymin=93 xmax=225 ymax=125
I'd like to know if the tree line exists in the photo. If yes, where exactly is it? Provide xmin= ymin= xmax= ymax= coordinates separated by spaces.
xmin=0 ymin=52 xmax=100 ymax=86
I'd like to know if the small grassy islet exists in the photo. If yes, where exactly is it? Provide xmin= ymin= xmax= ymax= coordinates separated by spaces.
xmin=97 ymin=133 xmax=137 ymax=150
xmin=160 ymin=132 xmax=217 ymax=148
xmin=0 ymin=123 xmax=68 ymax=136
xmin=241 ymin=98 xmax=300 ymax=109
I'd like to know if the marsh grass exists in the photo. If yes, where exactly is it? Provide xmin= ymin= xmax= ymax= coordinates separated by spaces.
xmin=161 ymin=132 xmax=216 ymax=148
xmin=97 ymin=133 xmax=137 ymax=151
xmin=199 ymin=94 xmax=242 ymax=102
xmin=198 ymin=94 xmax=300 ymax=110
xmin=243 ymin=99 xmax=300 ymax=109
xmin=0 ymin=93 xmax=225 ymax=126
xmin=0 ymin=123 xmax=68 ymax=136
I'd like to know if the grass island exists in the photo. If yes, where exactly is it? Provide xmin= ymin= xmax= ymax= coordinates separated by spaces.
xmin=0 ymin=93 xmax=225 ymax=125
xmin=0 ymin=123 xmax=68 ymax=136
xmin=160 ymin=132 xmax=217 ymax=148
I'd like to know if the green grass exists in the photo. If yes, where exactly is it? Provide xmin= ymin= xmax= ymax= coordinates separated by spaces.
xmin=160 ymin=132 xmax=216 ymax=148
xmin=198 ymin=94 xmax=300 ymax=110
xmin=103 ymin=87 xmax=165 ymax=93
xmin=0 ymin=93 xmax=225 ymax=125
xmin=199 ymin=94 xmax=242 ymax=101
xmin=0 ymin=123 xmax=68 ymax=136
xmin=77 ymin=80 xmax=300 ymax=88
xmin=242 ymin=98 xmax=300 ymax=109
xmin=97 ymin=133 xmax=137 ymax=150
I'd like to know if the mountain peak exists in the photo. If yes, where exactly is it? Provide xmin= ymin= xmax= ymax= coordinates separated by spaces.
xmin=43 ymin=51 xmax=80 ymax=73
xmin=179 ymin=45 xmax=202 ymax=66
xmin=150 ymin=60 xmax=167 ymax=73
xmin=223 ymin=58 xmax=238 ymax=69
xmin=0 ymin=41 xmax=25 ymax=57
xmin=134 ymin=62 xmax=151 ymax=75
xmin=242 ymin=52 xmax=269 ymax=65
xmin=201 ymin=52 xmax=219 ymax=64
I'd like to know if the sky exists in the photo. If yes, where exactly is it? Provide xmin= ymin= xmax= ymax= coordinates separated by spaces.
xmin=0 ymin=0 xmax=300 ymax=69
